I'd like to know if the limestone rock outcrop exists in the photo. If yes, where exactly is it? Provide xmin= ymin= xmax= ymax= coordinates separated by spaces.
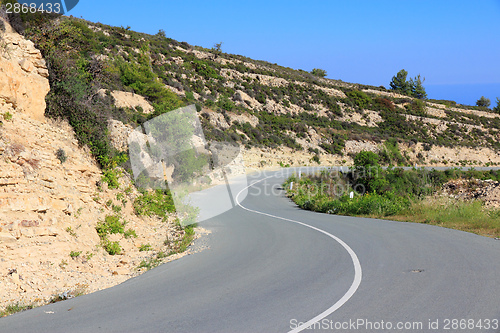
xmin=0 ymin=16 xmax=189 ymax=310
xmin=108 ymin=119 xmax=134 ymax=152
xmin=98 ymin=89 xmax=154 ymax=114
xmin=0 ymin=17 xmax=49 ymax=121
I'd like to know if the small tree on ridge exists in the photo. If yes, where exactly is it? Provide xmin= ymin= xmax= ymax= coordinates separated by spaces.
xmin=389 ymin=69 xmax=411 ymax=95
xmin=411 ymin=74 xmax=427 ymax=99
xmin=311 ymin=68 xmax=327 ymax=78
xmin=493 ymin=97 xmax=500 ymax=113
xmin=476 ymin=96 xmax=491 ymax=108
xmin=389 ymin=69 xmax=427 ymax=99
xmin=212 ymin=42 xmax=223 ymax=60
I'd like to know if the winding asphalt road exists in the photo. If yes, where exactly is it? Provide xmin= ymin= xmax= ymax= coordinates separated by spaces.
xmin=2 ymin=169 xmax=500 ymax=332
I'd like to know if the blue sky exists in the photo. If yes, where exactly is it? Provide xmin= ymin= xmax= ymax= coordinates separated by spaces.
xmin=66 ymin=0 xmax=499 ymax=106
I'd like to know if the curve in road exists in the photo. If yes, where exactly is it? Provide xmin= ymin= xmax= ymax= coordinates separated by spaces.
xmin=236 ymin=174 xmax=362 ymax=333
xmin=1 ymin=168 xmax=500 ymax=333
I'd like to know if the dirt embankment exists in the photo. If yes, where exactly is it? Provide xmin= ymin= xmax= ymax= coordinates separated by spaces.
xmin=0 ymin=17 xmax=196 ymax=310
xmin=441 ymin=178 xmax=500 ymax=208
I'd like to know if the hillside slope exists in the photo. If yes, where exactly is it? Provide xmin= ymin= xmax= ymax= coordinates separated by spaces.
xmin=1 ymin=2 xmax=499 ymax=313
xmin=5 ymin=10 xmax=500 ymax=170
xmin=0 ymin=14 xmax=191 ymax=310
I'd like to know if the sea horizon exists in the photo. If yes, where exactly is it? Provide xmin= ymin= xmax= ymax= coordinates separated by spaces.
xmin=425 ymin=82 xmax=500 ymax=108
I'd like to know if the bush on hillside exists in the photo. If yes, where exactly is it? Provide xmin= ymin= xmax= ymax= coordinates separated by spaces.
xmin=346 ymin=90 xmax=372 ymax=110
xmin=310 ymin=68 xmax=327 ymax=78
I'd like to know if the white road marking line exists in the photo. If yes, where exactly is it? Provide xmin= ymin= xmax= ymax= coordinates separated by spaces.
xmin=235 ymin=174 xmax=362 ymax=333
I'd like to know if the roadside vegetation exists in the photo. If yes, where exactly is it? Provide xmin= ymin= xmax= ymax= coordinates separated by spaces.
xmin=0 ymin=303 xmax=35 ymax=317
xmin=284 ymin=150 xmax=500 ymax=238
xmin=392 ymin=198 xmax=500 ymax=237
xmin=1 ymin=0 xmax=500 ymax=319
xmin=0 ymin=4 xmax=200 ymax=253
xmin=137 ymin=222 xmax=196 ymax=271
xmin=1 ymin=0 xmax=499 ymax=272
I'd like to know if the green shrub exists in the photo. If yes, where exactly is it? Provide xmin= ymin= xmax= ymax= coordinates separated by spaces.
xmin=354 ymin=150 xmax=380 ymax=168
xmin=378 ymin=139 xmax=407 ymax=165
xmin=3 ymin=112 xmax=12 ymax=121
xmin=310 ymin=68 xmax=327 ymax=77
xmin=192 ymin=59 xmax=221 ymax=80
xmin=133 ymin=189 xmax=176 ymax=219
xmin=319 ymin=133 xmax=346 ymax=155
xmin=407 ymin=99 xmax=427 ymax=116
xmin=204 ymin=98 xmax=215 ymax=107
xmin=66 ymin=226 xmax=77 ymax=237
xmin=24 ymin=19 xmax=115 ymax=169
xmin=96 ymin=215 xmax=126 ymax=237
xmin=139 ymin=243 xmax=152 ymax=251
xmin=69 ymin=251 xmax=81 ymax=258
xmin=124 ymin=229 xmax=137 ymax=238
xmin=346 ymin=90 xmax=371 ymax=109
xmin=217 ymin=95 xmax=234 ymax=111
xmin=168 ymin=224 xmax=196 ymax=255
xmin=175 ymin=150 xmax=210 ymax=182
xmin=286 ymin=153 xmax=500 ymax=224
xmin=102 ymin=240 xmax=122 ymax=255
xmin=185 ymin=91 xmax=194 ymax=102
xmin=315 ymin=193 xmax=411 ymax=217
xmin=256 ymin=92 xmax=266 ymax=104
xmin=101 ymin=169 xmax=121 ymax=189
xmin=56 ymin=148 xmax=67 ymax=163
xmin=138 ymin=251 xmax=165 ymax=270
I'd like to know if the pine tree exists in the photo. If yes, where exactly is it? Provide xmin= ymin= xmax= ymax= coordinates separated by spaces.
xmin=389 ymin=69 xmax=411 ymax=95
xmin=476 ymin=96 xmax=491 ymax=108
xmin=390 ymin=69 xmax=427 ymax=99
xmin=411 ymin=74 xmax=427 ymax=99
xmin=212 ymin=42 xmax=223 ymax=60
xmin=493 ymin=98 xmax=500 ymax=114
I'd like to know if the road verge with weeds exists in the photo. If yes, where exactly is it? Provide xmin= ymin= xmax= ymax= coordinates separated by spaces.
xmin=0 ymin=303 xmax=35 ymax=318
xmin=137 ymin=223 xmax=196 ymax=271
xmin=284 ymin=151 xmax=500 ymax=238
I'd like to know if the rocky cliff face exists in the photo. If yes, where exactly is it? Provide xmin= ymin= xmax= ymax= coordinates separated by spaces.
xmin=0 ymin=17 xmax=49 ymax=121
xmin=0 ymin=17 xmax=191 ymax=309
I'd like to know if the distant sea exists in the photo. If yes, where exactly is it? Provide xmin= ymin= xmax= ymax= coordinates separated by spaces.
xmin=425 ymin=83 xmax=500 ymax=108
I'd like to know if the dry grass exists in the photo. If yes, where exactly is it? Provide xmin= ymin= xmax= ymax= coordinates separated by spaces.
xmin=389 ymin=196 xmax=500 ymax=238
xmin=0 ymin=302 xmax=35 ymax=317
